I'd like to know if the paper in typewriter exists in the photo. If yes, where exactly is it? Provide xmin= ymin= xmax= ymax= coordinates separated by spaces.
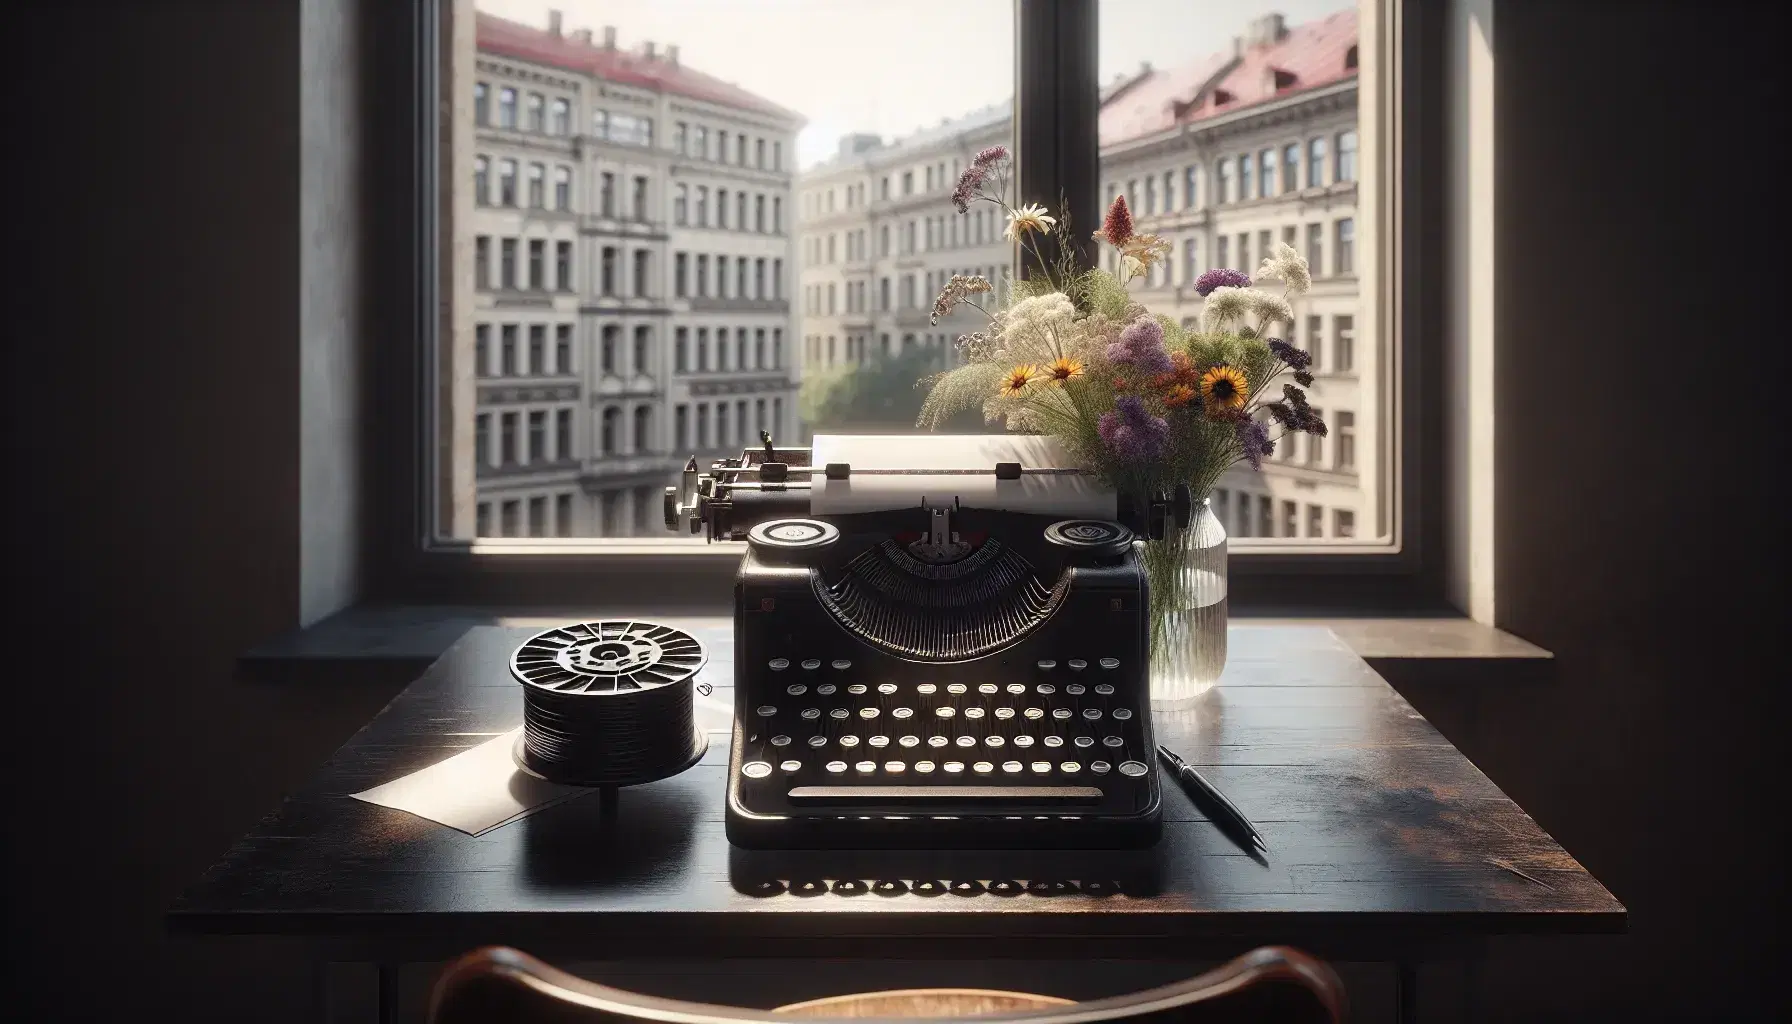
xmin=810 ymin=434 xmax=1117 ymax=518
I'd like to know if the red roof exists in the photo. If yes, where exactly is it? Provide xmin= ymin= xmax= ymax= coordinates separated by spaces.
xmin=476 ymin=12 xmax=803 ymax=123
xmin=1100 ymin=9 xmax=1358 ymax=147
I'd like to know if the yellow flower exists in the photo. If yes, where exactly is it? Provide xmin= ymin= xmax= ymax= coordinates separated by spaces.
xmin=1198 ymin=364 xmax=1250 ymax=413
xmin=1044 ymin=357 xmax=1085 ymax=384
xmin=1162 ymin=383 xmax=1197 ymax=408
xmin=1004 ymin=203 xmax=1056 ymax=241
xmin=999 ymin=364 xmax=1040 ymax=396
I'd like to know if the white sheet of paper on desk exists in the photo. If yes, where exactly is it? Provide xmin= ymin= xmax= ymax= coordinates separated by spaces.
xmin=350 ymin=728 xmax=588 ymax=836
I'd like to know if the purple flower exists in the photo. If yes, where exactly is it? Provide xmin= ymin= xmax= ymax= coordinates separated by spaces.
xmin=1194 ymin=268 xmax=1252 ymax=297
xmin=1098 ymin=395 xmax=1170 ymax=462
xmin=951 ymin=164 xmax=989 ymax=214
xmin=1234 ymin=417 xmax=1273 ymax=470
xmin=1274 ymin=385 xmax=1328 ymax=435
xmin=1105 ymin=317 xmax=1173 ymax=375
xmin=974 ymin=145 xmax=1009 ymax=167
xmin=1266 ymin=337 xmax=1313 ymax=370
xmin=1293 ymin=369 xmax=1315 ymax=387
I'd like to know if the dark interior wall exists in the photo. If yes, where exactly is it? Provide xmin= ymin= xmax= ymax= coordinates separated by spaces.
xmin=1394 ymin=1 xmax=1786 ymax=1018
xmin=5 ymin=2 xmax=399 ymax=1020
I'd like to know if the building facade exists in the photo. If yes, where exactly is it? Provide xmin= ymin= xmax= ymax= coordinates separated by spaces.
xmin=468 ymin=12 xmax=801 ymax=537
xmin=796 ymin=9 xmax=1372 ymax=542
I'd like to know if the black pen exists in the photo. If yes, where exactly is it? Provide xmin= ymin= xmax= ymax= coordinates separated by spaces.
xmin=1156 ymin=745 xmax=1267 ymax=851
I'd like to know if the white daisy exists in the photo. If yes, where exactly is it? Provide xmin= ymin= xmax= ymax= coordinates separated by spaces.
xmin=1004 ymin=203 xmax=1057 ymax=241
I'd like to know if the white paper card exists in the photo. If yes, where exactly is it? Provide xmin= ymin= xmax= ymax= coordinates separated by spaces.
xmin=809 ymin=434 xmax=1116 ymax=519
xmin=351 ymin=729 xmax=588 ymax=836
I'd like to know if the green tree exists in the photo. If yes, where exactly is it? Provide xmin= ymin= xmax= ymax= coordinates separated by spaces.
xmin=800 ymin=347 xmax=982 ymax=433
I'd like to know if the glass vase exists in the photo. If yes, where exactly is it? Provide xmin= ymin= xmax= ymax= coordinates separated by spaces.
xmin=1138 ymin=496 xmax=1228 ymax=709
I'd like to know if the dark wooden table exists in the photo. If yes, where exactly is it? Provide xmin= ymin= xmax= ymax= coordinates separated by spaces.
xmin=171 ymin=623 xmax=1622 ymax=1022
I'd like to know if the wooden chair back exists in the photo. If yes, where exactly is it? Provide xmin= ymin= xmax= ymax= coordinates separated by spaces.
xmin=427 ymin=945 xmax=1346 ymax=1024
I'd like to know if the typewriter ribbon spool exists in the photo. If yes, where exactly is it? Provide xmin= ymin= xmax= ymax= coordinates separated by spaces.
xmin=510 ymin=621 xmax=709 ymax=789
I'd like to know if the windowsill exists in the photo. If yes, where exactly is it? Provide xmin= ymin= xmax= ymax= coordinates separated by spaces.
xmin=240 ymin=604 xmax=1550 ymax=687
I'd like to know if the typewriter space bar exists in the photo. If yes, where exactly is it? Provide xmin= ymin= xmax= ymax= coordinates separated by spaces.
xmin=788 ymin=785 xmax=1103 ymax=805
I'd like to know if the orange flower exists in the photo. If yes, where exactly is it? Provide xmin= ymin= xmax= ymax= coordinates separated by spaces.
xmin=1044 ymin=357 xmax=1085 ymax=384
xmin=1162 ymin=384 xmax=1198 ymax=408
xmin=999 ymin=364 xmax=1040 ymax=397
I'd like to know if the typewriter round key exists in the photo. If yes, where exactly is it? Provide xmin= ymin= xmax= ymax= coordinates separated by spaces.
xmin=947 ymin=683 xmax=967 ymax=694
xmin=1037 ymin=659 xmax=1057 ymax=670
xmin=769 ymin=659 xmax=790 ymax=671
xmin=928 ymin=735 xmax=949 ymax=748
xmin=808 ymin=736 xmax=827 ymax=748
xmin=1036 ymin=683 xmax=1056 ymax=695
xmin=944 ymin=761 xmax=965 ymax=773
xmin=1094 ymin=683 xmax=1115 ymax=696
xmin=839 ymin=735 xmax=860 ymax=747
xmin=1013 ymin=735 xmax=1034 ymax=748
xmin=1068 ymin=659 xmax=1088 ymax=671
xmin=786 ymin=684 xmax=807 ymax=696
xmin=830 ymin=708 xmax=850 ymax=720
xmin=802 ymin=659 xmax=821 ymax=670
xmin=973 ymin=761 xmax=994 ymax=774
xmin=893 ymin=707 xmax=914 ymax=719
xmin=935 ymin=707 xmax=956 ymax=718
xmin=781 ymin=760 xmax=802 ymax=772
xmin=1003 ymin=761 xmax=1023 ymax=774
xmin=1044 ymin=735 xmax=1065 ymax=748
xmin=1061 ymin=761 xmax=1081 ymax=773
xmin=801 ymin=708 xmax=820 ymax=720
xmin=1075 ymin=736 xmax=1095 ymax=748
xmin=994 ymin=707 xmax=1014 ymax=720
xmin=869 ymin=735 xmax=889 ymax=748
xmin=1053 ymin=709 xmax=1073 ymax=720
xmin=832 ymin=659 xmax=852 ymax=670
xmin=856 ymin=761 xmax=877 ymax=773
xmin=859 ymin=707 xmax=879 ymax=719
xmin=1112 ymin=708 xmax=1133 ymax=720
xmin=956 ymin=736 xmax=977 ymax=748
xmin=848 ymin=684 xmax=868 ymax=695
xmin=756 ymin=706 xmax=778 ymax=717
xmin=1007 ymin=683 xmax=1027 ymax=695
xmin=1066 ymin=683 xmax=1086 ymax=695
xmin=899 ymin=735 xmax=919 ymax=748
xmin=975 ymin=683 xmax=994 ymax=695
xmin=885 ymin=761 xmax=904 ymax=773
xmin=742 ymin=761 xmax=772 ymax=778
xmin=826 ymin=761 xmax=848 ymax=773
xmin=917 ymin=683 xmax=937 ymax=694
xmin=1099 ymin=657 xmax=1120 ymax=670
xmin=1091 ymin=760 xmax=1112 ymax=774
xmin=985 ymin=735 xmax=1005 ymax=747
xmin=771 ymin=735 xmax=791 ymax=747
xmin=1104 ymin=735 xmax=1124 ymax=748
xmin=1031 ymin=761 xmax=1052 ymax=774
xmin=915 ymin=761 xmax=936 ymax=773
xmin=1119 ymin=760 xmax=1149 ymax=777
xmin=1083 ymin=708 xmax=1102 ymax=720
xmin=817 ymin=683 xmax=837 ymax=695
xmin=964 ymin=707 xmax=986 ymax=719
xmin=877 ymin=682 xmax=898 ymax=695
xmin=1024 ymin=707 xmax=1045 ymax=720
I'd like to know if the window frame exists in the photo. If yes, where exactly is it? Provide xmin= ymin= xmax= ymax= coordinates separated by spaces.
xmin=373 ymin=0 xmax=1442 ymax=610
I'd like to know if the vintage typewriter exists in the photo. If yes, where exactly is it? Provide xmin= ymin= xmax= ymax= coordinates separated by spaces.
xmin=667 ymin=433 xmax=1191 ymax=849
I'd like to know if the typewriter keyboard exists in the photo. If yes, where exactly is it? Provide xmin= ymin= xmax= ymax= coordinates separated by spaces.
xmin=733 ymin=656 xmax=1155 ymax=816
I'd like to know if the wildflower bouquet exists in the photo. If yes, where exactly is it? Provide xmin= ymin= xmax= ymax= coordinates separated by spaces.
xmin=918 ymin=146 xmax=1328 ymax=524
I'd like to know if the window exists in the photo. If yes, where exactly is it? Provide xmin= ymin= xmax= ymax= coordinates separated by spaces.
xmin=1143 ymin=176 xmax=1156 ymax=216
xmin=1238 ymin=234 xmax=1250 ymax=280
xmin=1183 ymin=165 xmax=1199 ymax=209
xmin=474 ymin=413 xmax=489 ymax=466
xmin=1306 ymin=315 xmax=1324 ymax=370
xmin=1283 ymin=143 xmax=1300 ymax=192
xmin=525 ymin=92 xmax=544 ymax=132
xmin=497 ymin=86 xmax=516 ymax=128
xmin=553 ymin=166 xmax=570 ymax=209
xmin=755 ymin=194 xmax=765 ymax=233
xmin=608 ymin=113 xmax=653 ymax=147
xmin=1307 ymin=504 xmax=1324 ymax=538
xmin=527 ymin=239 xmax=543 ymax=289
xmin=1334 ymin=509 xmax=1356 ymax=539
xmin=674 ymin=184 xmax=688 ymax=225
xmin=1308 ymin=136 xmax=1328 ymax=186
xmin=693 ymin=125 xmax=707 ymax=158
xmin=555 ymin=324 xmax=572 ymax=374
xmin=1162 ymin=171 xmax=1175 ymax=213
xmin=472 ymin=156 xmax=488 ymax=205
xmin=528 ymin=411 xmax=546 ymax=462
xmin=1238 ymin=154 xmax=1252 ymax=201
xmin=1307 ymin=409 xmax=1325 ymax=465
xmin=1257 ymin=495 xmax=1273 ymax=540
xmin=1216 ymin=158 xmax=1231 ymax=204
xmin=1258 ymin=230 xmax=1272 ymax=271
xmin=756 ymin=138 xmax=765 ymax=167
xmin=675 ymin=404 xmax=689 ymax=449
xmin=500 ymin=500 xmax=519 ymax=537
xmin=736 ymin=134 xmax=747 ymax=165
xmin=473 ymin=82 xmax=489 ymax=126
xmin=1336 ymin=412 xmax=1356 ymax=472
xmin=600 ymin=173 xmax=615 ymax=218
xmin=1281 ymin=500 xmax=1298 ymax=538
xmin=1182 ymin=238 xmax=1198 ymax=285
xmin=500 ymin=325 xmax=517 ymax=375
xmin=528 ymin=325 xmax=545 ymax=374
xmin=1216 ymin=235 xmax=1228 ymax=271
xmin=737 ymin=192 xmax=747 ymax=232
xmin=1334 ymin=315 xmax=1355 ymax=374
xmin=695 ymin=186 xmax=708 ymax=226
xmin=1305 ymin=222 xmax=1323 ymax=276
xmin=556 ymin=494 xmax=573 ymax=536
xmin=773 ymin=197 xmax=782 ymax=233
xmin=600 ymin=247 xmax=616 ymax=295
xmin=773 ymin=141 xmax=782 ymax=170
xmin=633 ymin=326 xmax=649 ymax=376
xmin=601 ymin=407 xmax=619 ymax=455
xmin=474 ymin=324 xmax=490 ymax=377
xmin=717 ymin=189 xmax=728 ymax=229
xmin=550 ymin=98 xmax=569 ymax=136
xmin=497 ymin=158 xmax=516 ymax=206
xmin=633 ymin=249 xmax=649 ymax=297
xmin=1259 ymin=148 xmax=1275 ymax=196
xmin=674 ymin=253 xmax=688 ymax=297
xmin=675 ymin=122 xmax=688 ymax=154
xmin=601 ymin=325 xmax=618 ymax=374
xmin=695 ymin=255 xmax=708 ymax=297
xmin=1335 ymin=217 xmax=1355 ymax=275
xmin=635 ymin=406 xmax=652 ymax=453
xmin=555 ymin=242 xmax=572 ymax=292
xmin=773 ymin=259 xmax=784 ymax=298
xmin=474 ymin=236 xmax=490 ymax=289
xmin=500 ymin=412 xmax=517 ymax=464
xmin=499 ymin=238 xmax=516 ymax=289
xmin=1337 ymin=130 xmax=1358 ymax=183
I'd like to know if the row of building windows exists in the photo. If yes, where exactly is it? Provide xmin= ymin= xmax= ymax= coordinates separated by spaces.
xmin=671 ymin=252 xmax=785 ymax=301
xmin=475 ymin=407 xmax=576 ymax=467
xmin=1108 ymin=130 xmax=1358 ymax=218
xmin=1214 ymin=487 xmax=1358 ymax=539
xmin=673 ymin=326 xmax=784 ymax=373
xmin=473 ymin=157 xmax=577 ymax=210
xmin=1115 ymin=218 xmax=1356 ymax=289
xmin=473 ymin=81 xmax=656 ymax=149
xmin=474 ymin=236 xmax=575 ymax=292
xmin=803 ymin=154 xmax=977 ymax=218
xmin=805 ymin=331 xmax=957 ymax=367
xmin=672 ymin=184 xmax=784 ymax=233
xmin=804 ymin=264 xmax=1011 ymax=317
xmin=672 ymin=122 xmax=783 ymax=171
xmin=674 ymin=398 xmax=784 ymax=452
xmin=803 ymin=206 xmax=1005 ymax=266
xmin=476 ymin=492 xmax=579 ymax=538
xmin=474 ymin=323 xmax=574 ymax=377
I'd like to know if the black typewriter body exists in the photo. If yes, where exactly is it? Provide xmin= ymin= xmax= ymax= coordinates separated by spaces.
xmin=723 ymin=506 xmax=1163 ymax=849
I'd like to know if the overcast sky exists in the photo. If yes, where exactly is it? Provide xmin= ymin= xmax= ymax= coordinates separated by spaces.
xmin=478 ymin=0 xmax=1354 ymax=168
